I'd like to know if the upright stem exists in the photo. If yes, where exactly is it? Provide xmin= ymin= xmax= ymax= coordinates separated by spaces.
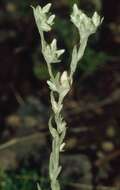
xmin=47 ymin=62 xmax=54 ymax=80
xmin=49 ymin=92 xmax=65 ymax=190
xmin=43 ymin=34 xmax=88 ymax=190
xmin=32 ymin=4 xmax=102 ymax=190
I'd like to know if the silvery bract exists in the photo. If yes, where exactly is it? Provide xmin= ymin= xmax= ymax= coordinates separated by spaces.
xmin=31 ymin=3 xmax=55 ymax=32
xmin=71 ymin=4 xmax=103 ymax=39
xmin=43 ymin=39 xmax=65 ymax=63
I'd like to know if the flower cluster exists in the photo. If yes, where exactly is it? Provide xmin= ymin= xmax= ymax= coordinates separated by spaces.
xmin=43 ymin=39 xmax=65 ymax=63
xmin=31 ymin=3 xmax=55 ymax=32
xmin=71 ymin=4 xmax=103 ymax=39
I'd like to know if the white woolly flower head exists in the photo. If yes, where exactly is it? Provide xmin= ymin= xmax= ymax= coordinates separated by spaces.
xmin=71 ymin=4 xmax=103 ymax=39
xmin=31 ymin=3 xmax=55 ymax=32
xmin=44 ymin=39 xmax=65 ymax=63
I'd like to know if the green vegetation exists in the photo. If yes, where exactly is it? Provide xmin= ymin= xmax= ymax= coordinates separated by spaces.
xmin=0 ymin=169 xmax=49 ymax=190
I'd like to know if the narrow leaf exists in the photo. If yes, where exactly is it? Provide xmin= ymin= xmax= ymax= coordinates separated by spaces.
xmin=42 ymin=3 xmax=51 ymax=13
xmin=70 ymin=45 xmax=78 ymax=76
xmin=37 ymin=183 xmax=42 ymax=190
xmin=49 ymin=116 xmax=58 ymax=138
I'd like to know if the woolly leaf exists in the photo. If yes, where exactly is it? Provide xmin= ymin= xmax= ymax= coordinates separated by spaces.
xmin=70 ymin=45 xmax=78 ymax=77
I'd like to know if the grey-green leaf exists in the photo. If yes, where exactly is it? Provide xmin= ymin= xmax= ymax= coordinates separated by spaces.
xmin=70 ymin=45 xmax=78 ymax=76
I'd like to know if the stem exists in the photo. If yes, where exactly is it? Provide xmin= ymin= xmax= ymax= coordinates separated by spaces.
xmin=39 ymin=30 xmax=46 ymax=51
xmin=39 ymin=29 xmax=62 ymax=190
xmin=39 ymin=30 xmax=54 ymax=80
xmin=47 ymin=62 xmax=54 ymax=80
xmin=77 ymin=38 xmax=87 ymax=61
xmin=69 ymin=37 xmax=88 ymax=81
xmin=49 ymin=93 xmax=64 ymax=190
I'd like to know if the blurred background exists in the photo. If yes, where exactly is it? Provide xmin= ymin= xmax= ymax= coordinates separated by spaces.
xmin=0 ymin=0 xmax=120 ymax=189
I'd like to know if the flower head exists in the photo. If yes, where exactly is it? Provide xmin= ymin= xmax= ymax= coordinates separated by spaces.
xmin=31 ymin=3 xmax=55 ymax=32
xmin=71 ymin=4 xmax=103 ymax=39
xmin=43 ymin=39 xmax=65 ymax=63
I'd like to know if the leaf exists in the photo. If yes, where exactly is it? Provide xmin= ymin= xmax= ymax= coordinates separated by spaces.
xmin=55 ymin=166 xmax=62 ymax=179
xmin=37 ymin=183 xmax=42 ymax=190
xmin=60 ymin=142 xmax=66 ymax=152
xmin=51 ymin=92 xmax=57 ymax=113
xmin=47 ymin=80 xmax=57 ymax=92
xmin=55 ymin=72 xmax=60 ymax=81
xmin=51 ymin=38 xmax=57 ymax=50
xmin=60 ymin=71 xmax=70 ymax=89
xmin=50 ymin=72 xmax=60 ymax=93
xmin=60 ymin=88 xmax=69 ymax=99
xmin=51 ymin=92 xmax=63 ymax=114
xmin=57 ymin=116 xmax=66 ymax=133
xmin=47 ymin=15 xmax=55 ymax=24
xmin=49 ymin=116 xmax=58 ymax=138
xmin=70 ymin=45 xmax=78 ymax=76
xmin=42 ymin=3 xmax=52 ymax=13
xmin=49 ymin=153 xmax=54 ymax=180
xmin=60 ymin=128 xmax=67 ymax=144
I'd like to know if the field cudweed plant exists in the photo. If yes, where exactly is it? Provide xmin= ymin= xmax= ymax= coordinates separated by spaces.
xmin=32 ymin=3 xmax=103 ymax=190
